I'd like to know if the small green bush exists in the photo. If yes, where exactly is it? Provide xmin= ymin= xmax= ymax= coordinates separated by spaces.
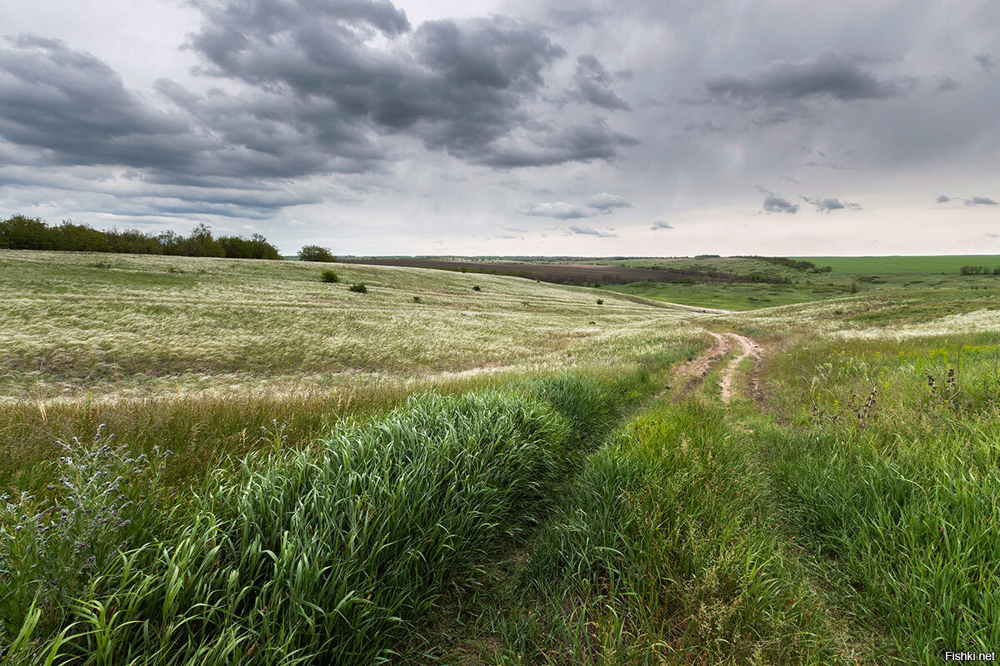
xmin=299 ymin=245 xmax=336 ymax=262
xmin=348 ymin=283 xmax=368 ymax=293
xmin=473 ymin=286 xmax=481 ymax=292
xmin=321 ymin=270 xmax=340 ymax=283
xmin=596 ymin=298 xmax=604 ymax=305
xmin=412 ymin=296 xmax=422 ymax=303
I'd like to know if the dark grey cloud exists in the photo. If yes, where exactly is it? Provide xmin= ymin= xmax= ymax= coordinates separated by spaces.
xmin=184 ymin=1 xmax=636 ymax=168
xmin=650 ymin=220 xmax=673 ymax=230
xmin=566 ymin=224 xmax=617 ymax=237
xmin=479 ymin=118 xmax=637 ymax=168
xmin=964 ymin=195 xmax=998 ymax=206
xmin=704 ymin=50 xmax=911 ymax=106
xmin=0 ymin=35 xmax=198 ymax=171
xmin=937 ymin=194 xmax=951 ymax=203
xmin=0 ymin=0 xmax=640 ymax=222
xmin=568 ymin=54 xmax=631 ymax=111
xmin=524 ymin=191 xmax=630 ymax=218
xmin=758 ymin=186 xmax=799 ymax=214
xmin=802 ymin=195 xmax=862 ymax=212
xmin=975 ymin=52 xmax=996 ymax=73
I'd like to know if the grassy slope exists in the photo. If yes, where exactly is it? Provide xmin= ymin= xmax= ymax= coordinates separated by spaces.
xmin=0 ymin=250 xmax=697 ymax=400
xmin=0 ymin=251 xmax=705 ymax=493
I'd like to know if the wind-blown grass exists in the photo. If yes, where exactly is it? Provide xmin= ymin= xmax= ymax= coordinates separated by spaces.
xmin=0 ymin=374 xmax=648 ymax=665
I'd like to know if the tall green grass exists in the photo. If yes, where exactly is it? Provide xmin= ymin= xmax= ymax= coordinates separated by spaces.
xmin=1 ymin=374 xmax=641 ymax=665
xmin=758 ymin=334 xmax=1000 ymax=662
xmin=487 ymin=401 xmax=842 ymax=664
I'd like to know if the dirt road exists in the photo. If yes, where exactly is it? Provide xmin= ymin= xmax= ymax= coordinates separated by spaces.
xmin=669 ymin=331 xmax=760 ymax=403
xmin=719 ymin=333 xmax=760 ymax=403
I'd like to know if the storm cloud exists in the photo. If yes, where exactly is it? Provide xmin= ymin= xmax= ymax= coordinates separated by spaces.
xmin=0 ymin=0 xmax=639 ymax=221
xmin=568 ymin=54 xmax=631 ymax=111
xmin=704 ymin=51 xmax=910 ymax=106
xmin=2 ymin=0 xmax=1000 ymax=255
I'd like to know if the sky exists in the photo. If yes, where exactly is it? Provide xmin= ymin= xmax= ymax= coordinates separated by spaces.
xmin=1 ymin=0 xmax=999 ymax=256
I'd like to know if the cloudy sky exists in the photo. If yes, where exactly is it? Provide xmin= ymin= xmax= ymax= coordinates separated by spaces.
xmin=2 ymin=0 xmax=999 ymax=255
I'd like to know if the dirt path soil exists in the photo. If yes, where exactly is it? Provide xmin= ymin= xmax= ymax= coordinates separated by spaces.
xmin=719 ymin=333 xmax=761 ymax=404
xmin=666 ymin=332 xmax=731 ymax=398
xmin=663 ymin=331 xmax=762 ymax=403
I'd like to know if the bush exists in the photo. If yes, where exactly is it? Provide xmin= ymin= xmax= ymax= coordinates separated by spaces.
xmin=348 ymin=283 xmax=368 ymax=293
xmin=299 ymin=245 xmax=336 ymax=262
xmin=596 ymin=298 xmax=604 ymax=305
xmin=412 ymin=296 xmax=422 ymax=303
xmin=320 ymin=270 xmax=340 ymax=283
xmin=473 ymin=286 xmax=482 ymax=292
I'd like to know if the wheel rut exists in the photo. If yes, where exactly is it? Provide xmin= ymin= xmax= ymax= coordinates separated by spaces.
xmin=665 ymin=331 xmax=761 ymax=403
xmin=719 ymin=333 xmax=761 ymax=404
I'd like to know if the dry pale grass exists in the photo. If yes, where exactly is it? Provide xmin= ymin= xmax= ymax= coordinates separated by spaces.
xmin=0 ymin=251 xmax=704 ymax=403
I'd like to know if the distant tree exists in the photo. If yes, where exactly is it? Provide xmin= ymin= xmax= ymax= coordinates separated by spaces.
xmin=179 ymin=223 xmax=225 ymax=258
xmin=106 ymin=228 xmax=164 ymax=254
xmin=299 ymin=244 xmax=336 ymax=262
xmin=218 ymin=233 xmax=279 ymax=260
xmin=52 ymin=221 xmax=111 ymax=253
xmin=0 ymin=214 xmax=54 ymax=250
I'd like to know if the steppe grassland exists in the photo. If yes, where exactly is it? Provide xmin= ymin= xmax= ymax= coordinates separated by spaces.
xmin=0 ymin=251 xmax=707 ymax=492
xmin=0 ymin=251 xmax=699 ymax=400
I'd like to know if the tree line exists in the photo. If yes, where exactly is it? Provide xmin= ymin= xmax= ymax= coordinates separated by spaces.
xmin=0 ymin=214 xmax=280 ymax=260
xmin=959 ymin=265 xmax=1000 ymax=275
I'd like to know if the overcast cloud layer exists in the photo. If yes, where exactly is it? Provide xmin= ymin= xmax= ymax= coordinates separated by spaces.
xmin=1 ymin=0 xmax=999 ymax=255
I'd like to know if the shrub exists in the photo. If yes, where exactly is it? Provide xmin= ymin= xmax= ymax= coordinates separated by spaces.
xmin=412 ymin=296 xmax=422 ymax=303
xmin=596 ymin=298 xmax=604 ymax=305
xmin=0 ymin=427 xmax=171 ymax=642
xmin=321 ymin=270 xmax=340 ymax=283
xmin=348 ymin=283 xmax=368 ymax=293
xmin=299 ymin=245 xmax=336 ymax=262
xmin=473 ymin=286 xmax=482 ymax=292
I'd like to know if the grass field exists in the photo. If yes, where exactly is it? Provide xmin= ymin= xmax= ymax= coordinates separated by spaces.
xmin=0 ymin=250 xmax=705 ymax=493
xmin=2 ymin=250 xmax=1000 ymax=664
